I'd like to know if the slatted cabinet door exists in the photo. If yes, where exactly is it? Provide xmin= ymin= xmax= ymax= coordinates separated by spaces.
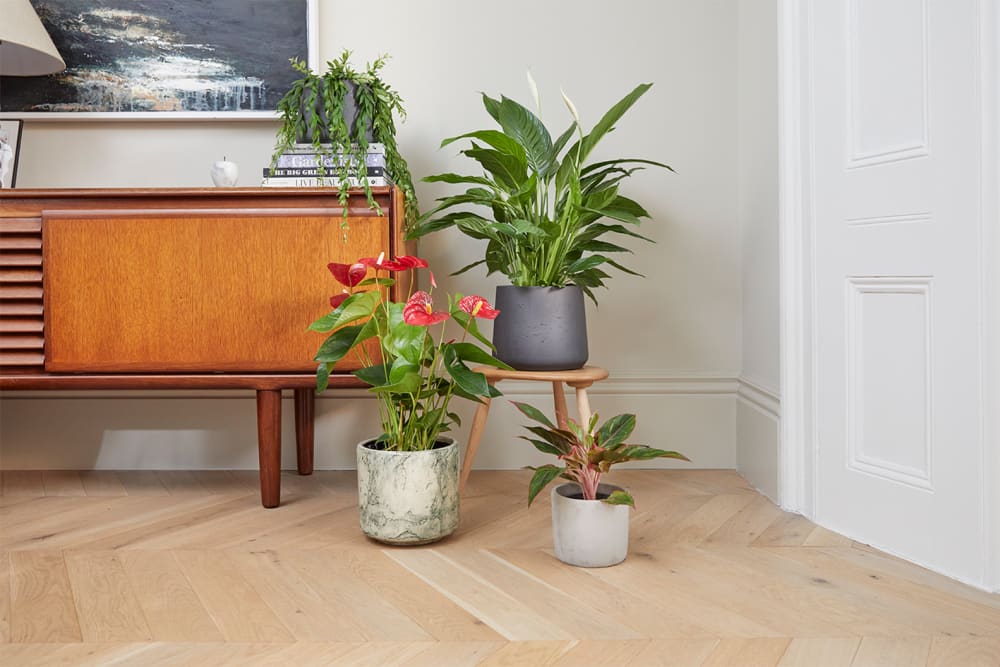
xmin=0 ymin=217 xmax=45 ymax=371
xmin=42 ymin=208 xmax=387 ymax=372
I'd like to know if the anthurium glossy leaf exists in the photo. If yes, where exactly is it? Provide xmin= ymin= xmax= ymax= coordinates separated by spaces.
xmin=353 ymin=363 xmax=388 ymax=388
xmin=316 ymin=362 xmax=332 ymax=393
xmin=356 ymin=277 xmax=395 ymax=288
xmin=383 ymin=302 xmax=428 ymax=364
xmin=448 ymin=342 xmax=507 ymax=368
xmin=308 ymin=290 xmax=380 ymax=333
xmin=314 ymin=324 xmax=365 ymax=363
xmin=443 ymin=346 xmax=490 ymax=397
xmin=527 ymin=465 xmax=564 ymax=506
xmin=450 ymin=311 xmax=494 ymax=348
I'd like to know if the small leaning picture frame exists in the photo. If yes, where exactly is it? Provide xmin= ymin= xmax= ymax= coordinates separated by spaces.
xmin=0 ymin=119 xmax=23 ymax=189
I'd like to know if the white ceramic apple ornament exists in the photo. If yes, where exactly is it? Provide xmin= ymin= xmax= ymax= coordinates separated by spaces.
xmin=211 ymin=157 xmax=239 ymax=187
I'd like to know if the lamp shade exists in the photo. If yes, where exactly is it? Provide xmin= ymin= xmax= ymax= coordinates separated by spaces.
xmin=0 ymin=0 xmax=66 ymax=76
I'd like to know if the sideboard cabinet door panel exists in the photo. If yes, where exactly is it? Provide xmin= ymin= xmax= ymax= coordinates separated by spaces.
xmin=43 ymin=210 xmax=387 ymax=372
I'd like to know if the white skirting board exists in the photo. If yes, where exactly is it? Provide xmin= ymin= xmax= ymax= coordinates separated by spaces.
xmin=0 ymin=374 xmax=740 ymax=471
xmin=736 ymin=377 xmax=781 ymax=502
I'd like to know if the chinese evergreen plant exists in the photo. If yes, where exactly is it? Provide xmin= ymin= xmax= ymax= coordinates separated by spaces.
xmin=514 ymin=401 xmax=689 ymax=507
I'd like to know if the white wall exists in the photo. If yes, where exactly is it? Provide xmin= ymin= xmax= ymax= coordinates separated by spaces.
xmin=736 ymin=0 xmax=781 ymax=499
xmin=1 ymin=0 xmax=743 ymax=472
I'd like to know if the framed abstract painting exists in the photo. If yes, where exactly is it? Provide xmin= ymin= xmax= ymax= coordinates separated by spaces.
xmin=0 ymin=0 xmax=318 ymax=120
xmin=0 ymin=120 xmax=24 ymax=188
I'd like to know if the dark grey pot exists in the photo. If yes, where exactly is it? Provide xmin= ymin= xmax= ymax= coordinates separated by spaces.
xmin=297 ymin=81 xmax=375 ymax=145
xmin=493 ymin=285 xmax=588 ymax=371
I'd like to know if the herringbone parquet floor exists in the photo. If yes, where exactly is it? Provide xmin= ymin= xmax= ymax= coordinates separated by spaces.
xmin=0 ymin=469 xmax=998 ymax=666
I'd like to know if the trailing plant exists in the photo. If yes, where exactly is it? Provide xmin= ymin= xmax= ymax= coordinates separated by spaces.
xmin=272 ymin=50 xmax=418 ymax=230
xmin=310 ymin=253 xmax=510 ymax=451
xmin=410 ymin=75 xmax=673 ymax=302
xmin=513 ymin=401 xmax=689 ymax=507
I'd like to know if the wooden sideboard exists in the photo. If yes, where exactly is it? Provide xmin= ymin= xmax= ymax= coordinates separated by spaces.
xmin=0 ymin=187 xmax=411 ymax=507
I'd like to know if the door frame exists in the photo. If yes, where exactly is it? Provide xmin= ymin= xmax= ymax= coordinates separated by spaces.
xmin=777 ymin=0 xmax=1000 ymax=591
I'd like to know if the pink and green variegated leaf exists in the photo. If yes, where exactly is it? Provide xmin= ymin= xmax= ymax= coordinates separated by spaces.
xmin=602 ymin=489 xmax=635 ymax=508
xmin=595 ymin=413 xmax=636 ymax=450
xmin=527 ymin=464 xmax=564 ymax=506
xmin=517 ymin=435 xmax=563 ymax=457
xmin=512 ymin=400 xmax=557 ymax=430
xmin=615 ymin=445 xmax=691 ymax=462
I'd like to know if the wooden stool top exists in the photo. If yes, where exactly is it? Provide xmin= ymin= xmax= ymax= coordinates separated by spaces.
xmin=473 ymin=365 xmax=609 ymax=385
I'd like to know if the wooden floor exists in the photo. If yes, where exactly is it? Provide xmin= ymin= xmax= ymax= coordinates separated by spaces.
xmin=0 ymin=469 xmax=998 ymax=666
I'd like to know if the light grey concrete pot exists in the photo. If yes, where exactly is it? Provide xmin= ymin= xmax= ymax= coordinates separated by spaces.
xmin=356 ymin=437 xmax=460 ymax=545
xmin=551 ymin=482 xmax=630 ymax=567
xmin=493 ymin=285 xmax=588 ymax=371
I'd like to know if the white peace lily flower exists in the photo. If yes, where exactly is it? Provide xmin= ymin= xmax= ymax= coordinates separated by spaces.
xmin=561 ymin=88 xmax=580 ymax=125
xmin=527 ymin=69 xmax=541 ymax=113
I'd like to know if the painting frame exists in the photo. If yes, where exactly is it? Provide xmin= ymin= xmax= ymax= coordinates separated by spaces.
xmin=0 ymin=119 xmax=24 ymax=189
xmin=0 ymin=0 xmax=318 ymax=121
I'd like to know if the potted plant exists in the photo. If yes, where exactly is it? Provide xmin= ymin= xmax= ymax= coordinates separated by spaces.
xmin=513 ymin=401 xmax=689 ymax=567
xmin=272 ymin=50 xmax=418 ymax=230
xmin=410 ymin=76 xmax=672 ymax=370
xmin=310 ymin=253 xmax=509 ymax=544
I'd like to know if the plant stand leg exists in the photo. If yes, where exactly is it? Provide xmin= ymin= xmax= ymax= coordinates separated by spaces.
xmin=294 ymin=388 xmax=314 ymax=476
xmin=256 ymin=389 xmax=282 ymax=508
xmin=460 ymin=390 xmax=493 ymax=494
xmin=571 ymin=382 xmax=594 ymax=430
xmin=552 ymin=381 xmax=569 ymax=429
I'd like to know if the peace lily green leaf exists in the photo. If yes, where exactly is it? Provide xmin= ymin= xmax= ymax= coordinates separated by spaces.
xmin=497 ymin=96 xmax=554 ymax=177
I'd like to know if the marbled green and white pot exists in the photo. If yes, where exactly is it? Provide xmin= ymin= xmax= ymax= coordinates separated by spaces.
xmin=356 ymin=437 xmax=460 ymax=545
xmin=551 ymin=482 xmax=630 ymax=567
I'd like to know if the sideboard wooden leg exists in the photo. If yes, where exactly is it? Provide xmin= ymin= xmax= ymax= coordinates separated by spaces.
xmin=256 ymin=389 xmax=282 ymax=508
xmin=294 ymin=388 xmax=315 ymax=476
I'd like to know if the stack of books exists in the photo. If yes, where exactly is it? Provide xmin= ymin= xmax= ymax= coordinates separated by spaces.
xmin=262 ymin=143 xmax=391 ymax=188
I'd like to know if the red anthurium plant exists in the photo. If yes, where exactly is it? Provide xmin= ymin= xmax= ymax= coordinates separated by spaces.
xmin=310 ymin=253 xmax=511 ymax=451
xmin=513 ymin=401 xmax=690 ymax=507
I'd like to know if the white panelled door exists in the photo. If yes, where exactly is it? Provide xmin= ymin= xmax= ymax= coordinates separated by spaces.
xmin=808 ymin=0 xmax=987 ymax=584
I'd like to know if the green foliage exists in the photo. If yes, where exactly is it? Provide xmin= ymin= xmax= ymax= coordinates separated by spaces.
xmin=312 ymin=258 xmax=510 ymax=451
xmin=513 ymin=401 xmax=689 ymax=507
xmin=411 ymin=80 xmax=673 ymax=302
xmin=272 ymin=51 xmax=418 ymax=231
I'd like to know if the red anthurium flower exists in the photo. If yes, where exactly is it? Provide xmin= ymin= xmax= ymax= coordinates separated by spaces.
xmin=330 ymin=292 xmax=349 ymax=309
xmin=358 ymin=253 xmax=429 ymax=272
xmin=403 ymin=290 xmax=449 ymax=326
xmin=458 ymin=295 xmax=500 ymax=320
xmin=328 ymin=261 xmax=368 ymax=288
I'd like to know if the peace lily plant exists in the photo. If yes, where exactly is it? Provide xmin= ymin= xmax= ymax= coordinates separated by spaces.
xmin=309 ymin=253 xmax=509 ymax=451
xmin=411 ymin=73 xmax=673 ymax=302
